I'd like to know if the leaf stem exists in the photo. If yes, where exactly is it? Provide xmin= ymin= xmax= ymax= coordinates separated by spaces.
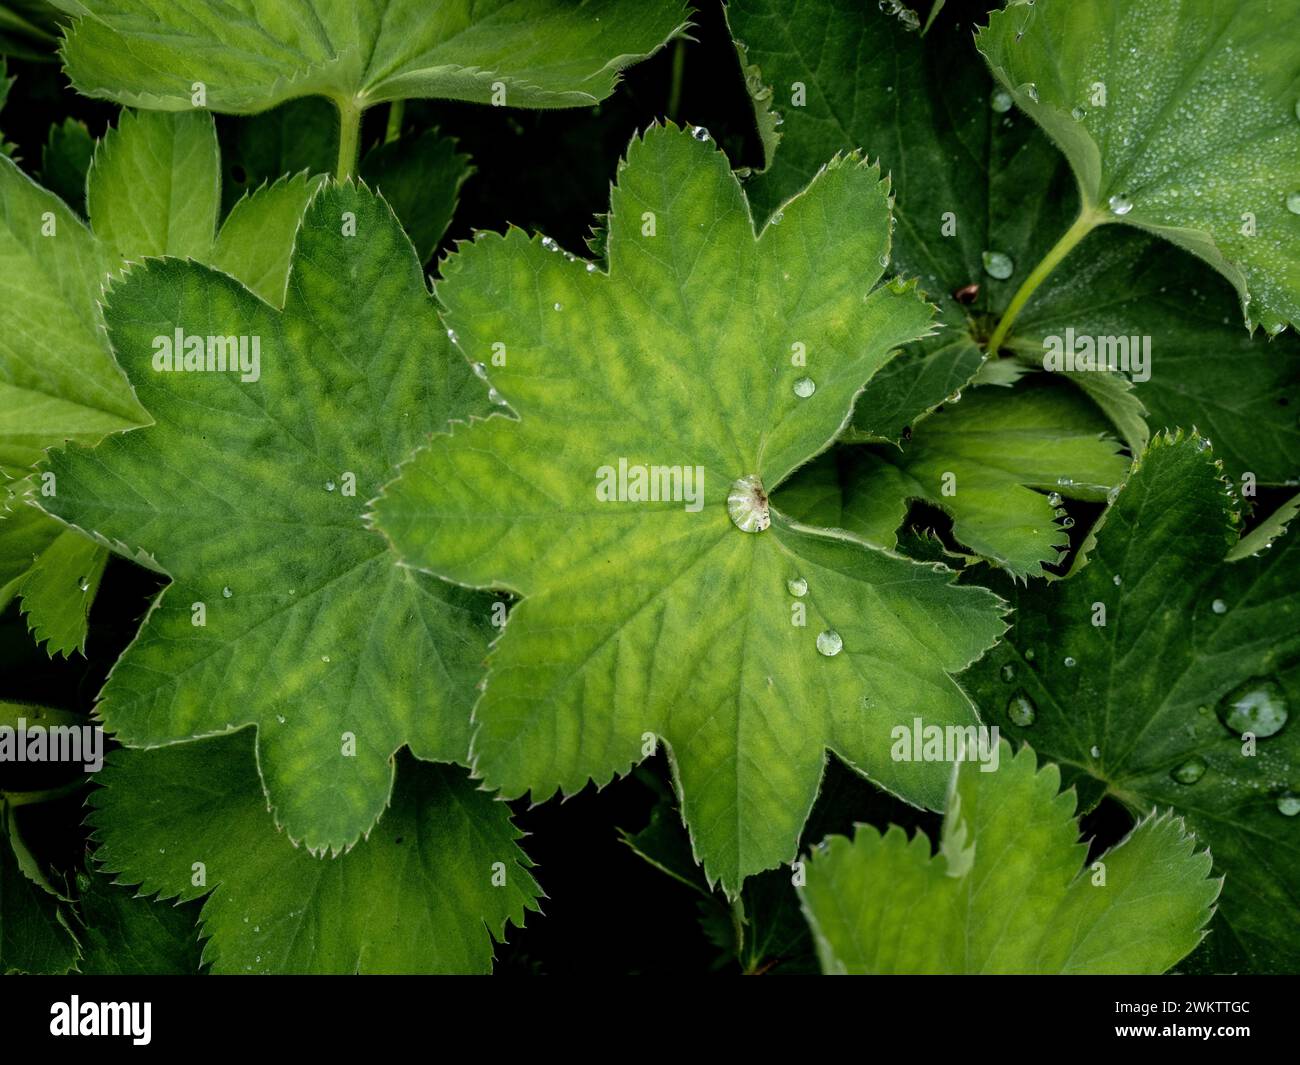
xmin=384 ymin=99 xmax=405 ymax=144
xmin=334 ymin=96 xmax=364 ymax=182
xmin=985 ymin=204 xmax=1109 ymax=354
xmin=730 ymin=894 xmax=746 ymax=961
xmin=2 ymin=778 xmax=88 ymax=808
xmin=667 ymin=39 xmax=686 ymax=122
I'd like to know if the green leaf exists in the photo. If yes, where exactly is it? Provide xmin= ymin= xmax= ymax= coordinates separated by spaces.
xmin=87 ymin=108 xmax=219 ymax=260
xmin=40 ymin=117 xmax=94 ymax=216
xmin=73 ymin=869 xmax=204 ymax=974
xmin=88 ymin=732 xmax=541 ymax=974
xmin=1 ymin=804 xmax=80 ymax=974
xmin=15 ymin=501 xmax=107 ymax=656
xmin=211 ymin=171 xmax=325 ymax=307
xmin=962 ymin=432 xmax=1300 ymax=973
xmin=781 ymin=378 xmax=1129 ymax=578
xmin=376 ymin=124 xmax=1007 ymax=894
xmin=1226 ymin=493 xmax=1299 ymax=563
xmin=55 ymin=0 xmax=689 ymax=111
xmin=360 ymin=130 xmax=472 ymax=263
xmin=976 ymin=0 xmax=1300 ymax=334
xmin=41 ymin=183 xmax=497 ymax=853
xmin=800 ymin=740 xmax=1219 ymax=974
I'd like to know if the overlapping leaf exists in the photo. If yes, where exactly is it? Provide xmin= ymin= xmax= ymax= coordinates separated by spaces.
xmin=54 ymin=0 xmax=689 ymax=111
xmin=800 ymin=740 xmax=1219 ymax=974
xmin=377 ymin=124 xmax=1007 ymax=894
xmin=89 ymin=731 xmax=540 ymax=973
xmin=963 ymin=434 xmax=1300 ymax=973
xmin=978 ymin=0 xmax=1300 ymax=334
xmin=41 ymin=182 xmax=498 ymax=854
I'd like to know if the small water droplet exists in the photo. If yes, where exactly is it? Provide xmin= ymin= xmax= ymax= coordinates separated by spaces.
xmin=1000 ymin=663 xmax=1016 ymax=682
xmin=1024 ymin=648 xmax=1035 ymax=661
xmin=991 ymin=89 xmax=1013 ymax=113
xmin=1108 ymin=194 xmax=1134 ymax=216
xmin=1286 ymin=191 xmax=1300 ymax=215
xmin=553 ymin=302 xmax=563 ymax=311
xmin=1112 ymin=574 xmax=1122 ymax=586
xmin=878 ymin=253 xmax=890 ymax=268
xmin=981 ymin=251 xmax=1014 ymax=279
xmin=1070 ymin=106 xmax=1086 ymax=120
xmin=1171 ymin=756 xmax=1207 ymax=785
xmin=446 ymin=328 xmax=459 ymax=344
xmin=325 ymin=480 xmax=336 ymax=492
xmin=1089 ymin=745 xmax=1101 ymax=759
xmin=1006 ymin=690 xmax=1037 ymax=727
xmin=78 ymin=577 xmax=89 ymax=592
xmin=222 ymin=586 xmax=232 ymax=598
xmin=1212 ymin=598 xmax=1227 ymax=615
xmin=727 ymin=474 xmax=770 ymax=533
xmin=1060 ymin=515 xmax=1075 ymax=529
xmin=769 ymin=211 xmax=784 ymax=225
xmin=945 ymin=390 xmax=962 ymax=404
xmin=488 ymin=387 xmax=507 ymax=405
xmin=1024 ymin=83 xmax=1039 ymax=102
xmin=690 ymin=125 xmax=711 ymax=142
xmin=321 ymin=655 xmax=330 ymax=663
xmin=1277 ymin=791 xmax=1300 ymax=817
xmin=540 ymin=236 xmax=559 ymax=252
xmin=787 ymin=577 xmax=808 ymax=597
xmin=1064 ymin=656 xmax=1077 ymax=668
xmin=471 ymin=361 xmax=488 ymax=379
xmin=816 ymin=630 xmax=843 ymax=657
xmin=586 ymin=262 xmax=598 ymax=273
xmin=1217 ymin=677 xmax=1289 ymax=738
xmin=1047 ymin=492 xmax=1063 ymax=507
xmin=793 ymin=376 xmax=816 ymax=398
xmin=276 ymin=714 xmax=286 ymax=724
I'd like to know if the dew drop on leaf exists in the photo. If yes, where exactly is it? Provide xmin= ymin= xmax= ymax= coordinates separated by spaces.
xmin=1047 ymin=491 xmax=1063 ymax=507
xmin=727 ymin=475 xmax=770 ymax=533
xmin=1171 ymin=756 xmax=1207 ymax=785
xmin=1000 ymin=663 xmax=1016 ymax=682
xmin=1277 ymin=791 xmax=1300 ymax=817
xmin=816 ymin=629 xmax=843 ymax=657
xmin=1006 ymin=690 xmax=1037 ymax=727
xmin=1212 ymin=598 xmax=1227 ymax=614
xmin=1024 ymin=82 xmax=1039 ymax=103
xmin=1286 ymin=191 xmax=1300 ymax=215
xmin=689 ymin=125 xmax=711 ymax=142
xmin=1064 ymin=656 xmax=1076 ymax=667
xmin=1216 ymin=678 xmax=1289 ymax=738
xmin=1070 ymin=106 xmax=1086 ymax=120
xmin=325 ymin=480 xmax=336 ymax=492
xmin=981 ymin=251 xmax=1014 ymax=279
xmin=991 ymin=89 xmax=1013 ymax=112
xmin=787 ymin=576 xmax=808 ymax=597
xmin=222 ymin=586 xmax=232 ymax=598
xmin=793 ymin=376 xmax=816 ymax=398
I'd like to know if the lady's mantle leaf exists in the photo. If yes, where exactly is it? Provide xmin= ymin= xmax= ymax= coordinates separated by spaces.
xmin=73 ymin=869 xmax=204 ymax=975
xmin=89 ymin=732 xmax=540 ymax=974
xmin=54 ymin=0 xmax=690 ymax=112
xmin=977 ymin=0 xmax=1300 ymax=334
xmin=376 ymin=125 xmax=1007 ymax=895
xmin=780 ymin=378 xmax=1129 ymax=579
xmin=963 ymin=433 xmax=1300 ymax=973
xmin=1 ymin=804 xmax=80 ymax=974
xmin=800 ymin=741 xmax=1219 ymax=974
xmin=40 ymin=183 xmax=496 ymax=855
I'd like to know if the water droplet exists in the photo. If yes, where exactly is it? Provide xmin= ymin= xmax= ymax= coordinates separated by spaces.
xmin=793 ymin=376 xmax=816 ymax=398
xmin=1060 ymin=515 xmax=1075 ymax=529
xmin=769 ymin=211 xmax=784 ymax=225
xmin=1277 ymin=791 xmax=1300 ymax=817
xmin=991 ymin=89 xmax=1013 ymax=113
xmin=1000 ymin=663 xmax=1016 ymax=682
xmin=1286 ymin=191 xmax=1300 ymax=216
xmin=446 ymin=328 xmax=459 ymax=344
xmin=1023 ymin=648 xmax=1035 ymax=661
xmin=222 ymin=586 xmax=232 ymax=598
xmin=488 ymin=387 xmax=507 ymax=405
xmin=1024 ymin=83 xmax=1039 ymax=103
xmin=1212 ymin=598 xmax=1227 ymax=615
xmin=816 ymin=630 xmax=843 ymax=657
xmin=1171 ymin=756 xmax=1207 ymax=785
xmin=553 ymin=302 xmax=563 ymax=311
xmin=321 ymin=655 xmax=330 ymax=663
xmin=981 ymin=251 xmax=1014 ymax=279
xmin=787 ymin=577 xmax=808 ymax=597
xmin=1107 ymin=194 xmax=1134 ymax=216
xmin=586 ymin=262 xmax=598 ymax=273
xmin=1047 ymin=492 xmax=1063 ymax=507
xmin=945 ymin=390 xmax=962 ymax=404
xmin=471 ymin=361 xmax=488 ymax=379
xmin=1217 ymin=677 xmax=1289 ymax=738
xmin=690 ymin=125 xmax=711 ymax=142
xmin=78 ymin=577 xmax=89 ymax=592
xmin=727 ymin=474 xmax=770 ymax=533
xmin=1089 ymin=745 xmax=1101 ymax=759
xmin=276 ymin=714 xmax=286 ymax=724
xmin=540 ymin=236 xmax=559 ymax=252
xmin=878 ymin=253 xmax=890 ymax=268
xmin=1070 ymin=106 xmax=1086 ymax=120
xmin=1112 ymin=574 xmax=1123 ymax=586
xmin=1064 ymin=656 xmax=1077 ymax=668
xmin=325 ymin=480 xmax=336 ymax=492
xmin=1006 ymin=690 xmax=1037 ymax=727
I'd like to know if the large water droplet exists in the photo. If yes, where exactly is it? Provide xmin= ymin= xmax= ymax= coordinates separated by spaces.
xmin=1000 ymin=663 xmax=1016 ymax=682
xmin=816 ymin=630 xmax=843 ymax=657
xmin=1217 ymin=678 xmax=1289 ymax=737
xmin=1006 ymin=690 xmax=1037 ymax=727
xmin=540 ymin=236 xmax=559 ymax=252
xmin=787 ymin=576 xmax=808 ymax=597
xmin=1277 ymin=791 xmax=1300 ymax=817
xmin=727 ymin=475 xmax=770 ymax=533
xmin=1108 ymin=194 xmax=1134 ymax=216
xmin=1286 ymin=191 xmax=1300 ymax=215
xmin=690 ymin=125 xmax=711 ymax=142
xmin=1171 ymin=756 xmax=1207 ymax=785
xmin=793 ymin=376 xmax=816 ymax=399
xmin=991 ymin=89 xmax=1013 ymax=113
xmin=981 ymin=251 xmax=1014 ymax=280
xmin=1047 ymin=491 xmax=1063 ymax=507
